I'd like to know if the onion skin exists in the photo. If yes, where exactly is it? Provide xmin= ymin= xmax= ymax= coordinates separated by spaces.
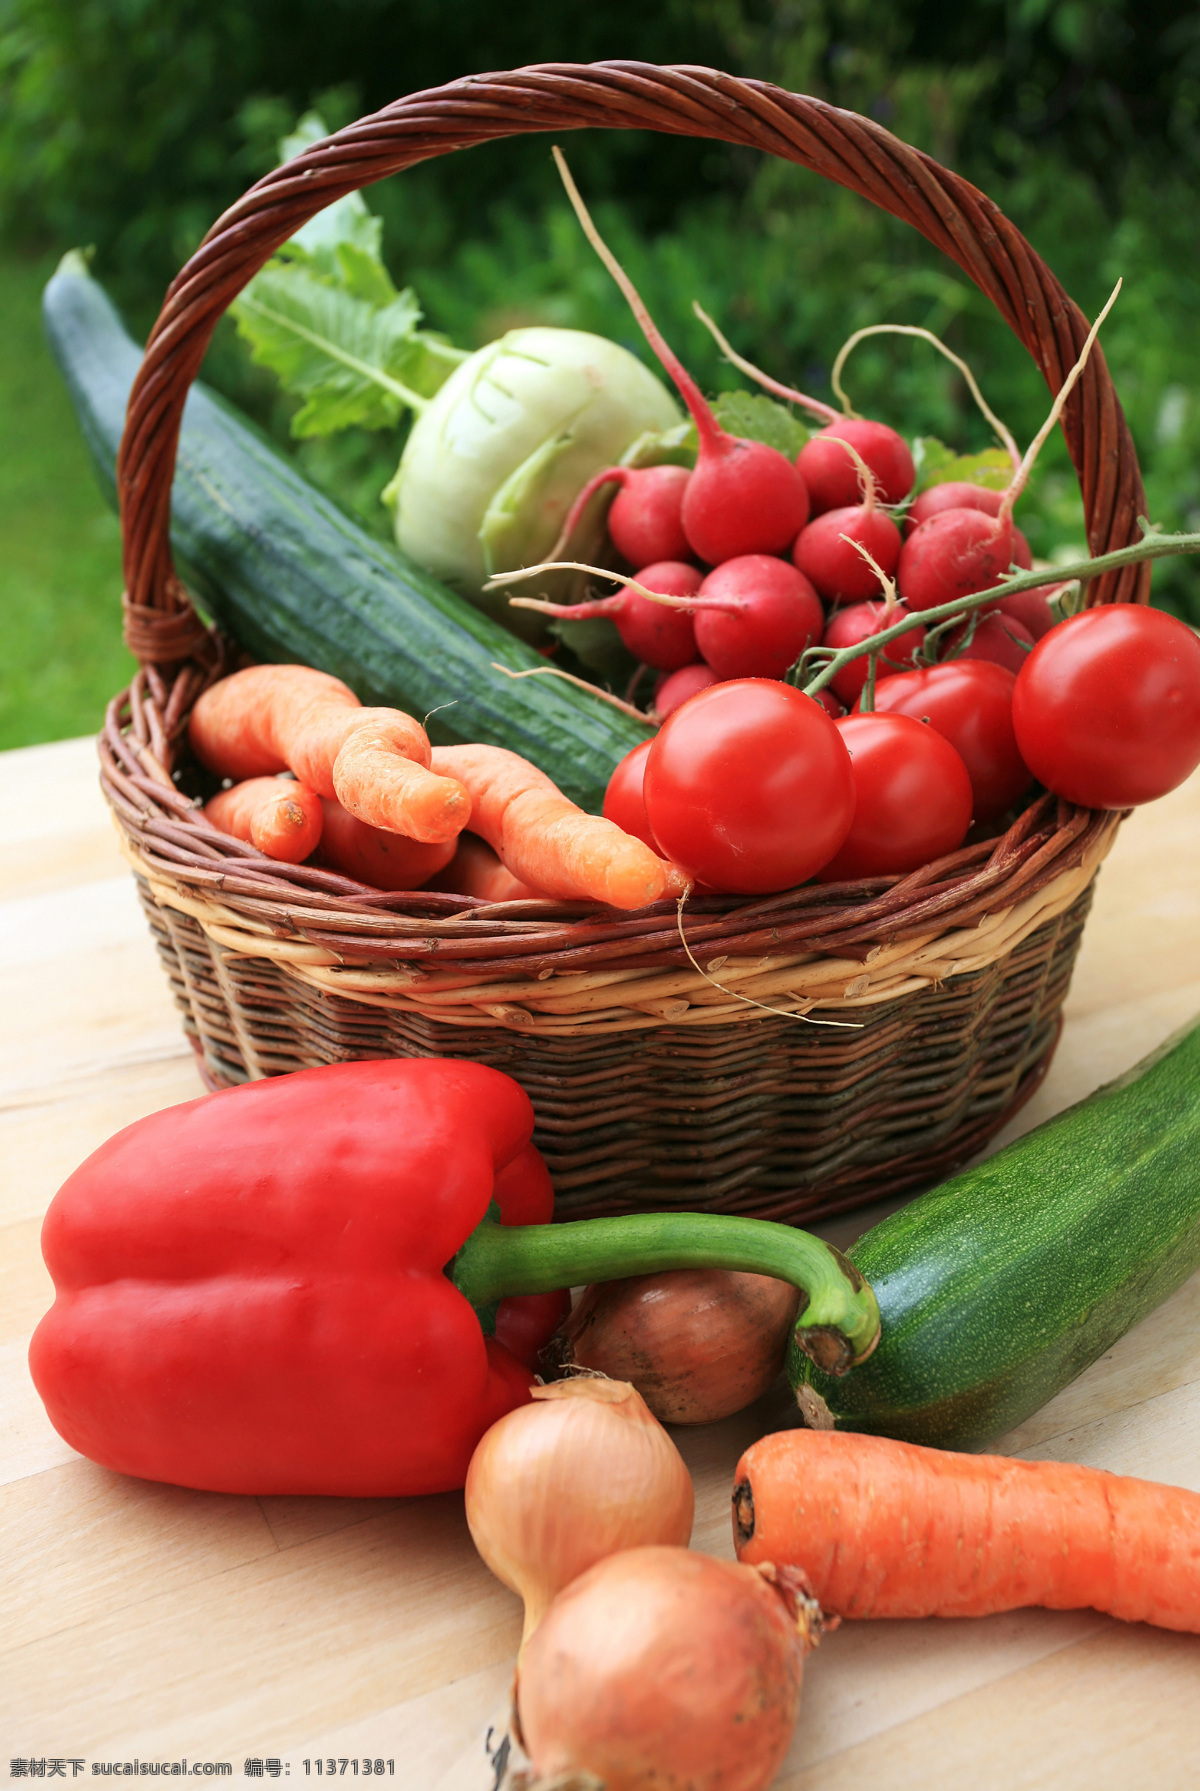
xmin=557 ymin=1270 xmax=801 ymax=1424
xmin=464 ymin=1379 xmax=693 ymax=1652
xmin=516 ymin=1546 xmax=821 ymax=1791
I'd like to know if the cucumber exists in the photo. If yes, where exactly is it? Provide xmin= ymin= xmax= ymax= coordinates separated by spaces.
xmin=795 ymin=1016 xmax=1200 ymax=1448
xmin=42 ymin=260 xmax=649 ymax=812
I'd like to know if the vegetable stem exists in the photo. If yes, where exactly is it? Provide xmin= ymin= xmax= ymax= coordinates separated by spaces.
xmin=795 ymin=527 xmax=1200 ymax=699
xmin=451 ymin=1212 xmax=881 ymax=1374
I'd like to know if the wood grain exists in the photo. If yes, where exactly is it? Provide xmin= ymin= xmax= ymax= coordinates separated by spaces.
xmin=2 ymin=736 xmax=1198 ymax=1778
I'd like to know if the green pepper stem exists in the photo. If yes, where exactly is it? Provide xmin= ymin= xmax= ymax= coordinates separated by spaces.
xmin=450 ymin=1212 xmax=880 ymax=1376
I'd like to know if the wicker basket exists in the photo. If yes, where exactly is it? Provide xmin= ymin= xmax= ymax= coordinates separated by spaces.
xmin=103 ymin=62 xmax=1148 ymax=1225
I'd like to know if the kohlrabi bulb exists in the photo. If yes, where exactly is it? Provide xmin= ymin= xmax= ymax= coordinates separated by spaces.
xmin=385 ymin=328 xmax=680 ymax=638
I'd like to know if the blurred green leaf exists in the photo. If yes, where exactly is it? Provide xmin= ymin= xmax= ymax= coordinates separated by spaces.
xmin=913 ymin=438 xmax=1014 ymax=492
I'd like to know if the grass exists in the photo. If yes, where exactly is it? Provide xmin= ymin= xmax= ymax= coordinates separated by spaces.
xmin=0 ymin=245 xmax=133 ymax=750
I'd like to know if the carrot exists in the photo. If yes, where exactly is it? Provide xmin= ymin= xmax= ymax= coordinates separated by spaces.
xmin=314 ymin=797 xmax=455 ymax=890
xmin=203 ymin=776 xmax=323 ymax=864
xmin=733 ymin=1429 xmax=1200 ymax=1634
xmin=188 ymin=666 xmax=470 ymax=844
xmin=331 ymin=711 xmax=469 ymax=844
xmin=427 ymin=833 xmax=547 ymax=903
xmin=429 ymin=744 xmax=670 ymax=911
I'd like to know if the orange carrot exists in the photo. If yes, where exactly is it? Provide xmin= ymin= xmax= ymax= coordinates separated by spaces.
xmin=188 ymin=666 xmax=470 ymax=844
xmin=203 ymin=777 xmax=323 ymax=864
xmin=733 ymin=1429 xmax=1200 ymax=1634
xmin=430 ymin=744 xmax=669 ymax=911
xmin=427 ymin=832 xmax=547 ymax=903
xmin=314 ymin=797 xmax=455 ymax=890
xmin=331 ymin=711 xmax=469 ymax=844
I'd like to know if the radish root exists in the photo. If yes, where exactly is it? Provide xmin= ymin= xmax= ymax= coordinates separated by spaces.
xmin=997 ymin=280 xmax=1122 ymax=527
xmin=675 ymin=895 xmax=863 ymax=1030
xmin=691 ymin=303 xmax=841 ymax=425
xmin=831 ymin=324 xmax=1021 ymax=471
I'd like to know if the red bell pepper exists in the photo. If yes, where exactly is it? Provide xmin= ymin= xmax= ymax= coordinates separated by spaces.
xmin=30 ymin=1059 xmax=879 ymax=1497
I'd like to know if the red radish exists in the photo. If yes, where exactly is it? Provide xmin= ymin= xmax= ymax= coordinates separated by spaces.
xmin=554 ymin=149 xmax=810 ymax=565
xmin=504 ymin=561 xmax=702 ymax=673
xmin=693 ymin=555 xmax=825 ymax=682
xmin=793 ymin=504 xmax=902 ymax=604
xmin=946 ymin=610 xmax=1035 ymax=675
xmin=603 ymin=739 xmax=660 ymax=853
xmin=991 ymin=589 xmax=1056 ymax=640
xmin=821 ymin=601 xmax=926 ymax=707
xmin=654 ymin=662 xmax=720 ymax=717
xmin=900 ymin=281 xmax=1122 ymax=615
xmin=516 ymin=1546 xmax=823 ymax=1791
xmin=1012 ymin=528 xmax=1033 ymax=569
xmin=906 ymin=480 xmax=1005 ymax=531
xmin=867 ymin=661 xmax=1031 ymax=821
xmin=797 ymin=419 xmax=915 ymax=513
xmin=898 ymin=506 xmax=1015 ymax=611
xmin=544 ymin=463 xmax=692 ymax=568
xmin=818 ymin=713 xmax=974 ymax=882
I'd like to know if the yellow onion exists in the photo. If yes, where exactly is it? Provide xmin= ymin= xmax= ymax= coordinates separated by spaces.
xmin=464 ymin=1378 xmax=693 ymax=1652
xmin=558 ymin=1269 xmax=801 ymax=1424
xmin=515 ymin=1546 xmax=828 ymax=1791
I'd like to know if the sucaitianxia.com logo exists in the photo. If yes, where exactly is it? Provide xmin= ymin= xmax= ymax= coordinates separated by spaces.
xmin=9 ymin=1766 xmax=233 ymax=1779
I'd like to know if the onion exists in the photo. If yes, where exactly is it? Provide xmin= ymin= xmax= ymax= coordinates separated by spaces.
xmin=555 ymin=1269 xmax=801 ymax=1424
xmin=464 ymin=1379 xmax=694 ymax=1653
xmin=515 ymin=1546 xmax=828 ymax=1791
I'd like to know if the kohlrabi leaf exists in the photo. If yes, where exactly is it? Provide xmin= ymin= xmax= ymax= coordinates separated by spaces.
xmin=621 ymin=419 xmax=697 ymax=469
xmin=913 ymin=436 xmax=1014 ymax=492
xmin=232 ymin=269 xmax=441 ymax=436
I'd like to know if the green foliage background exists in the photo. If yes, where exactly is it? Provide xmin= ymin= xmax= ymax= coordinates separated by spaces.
xmin=2 ymin=0 xmax=1200 ymax=743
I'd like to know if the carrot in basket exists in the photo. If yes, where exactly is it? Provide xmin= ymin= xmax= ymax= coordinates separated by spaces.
xmin=430 ymin=744 xmax=669 ymax=911
xmin=733 ymin=1429 xmax=1200 ymax=1634
xmin=314 ymin=797 xmax=455 ymax=890
xmin=203 ymin=777 xmax=323 ymax=864
xmin=427 ymin=832 xmax=547 ymax=904
xmin=188 ymin=666 xmax=470 ymax=844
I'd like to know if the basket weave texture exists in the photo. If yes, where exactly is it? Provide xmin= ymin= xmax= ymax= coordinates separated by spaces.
xmin=103 ymin=62 xmax=1146 ymax=1224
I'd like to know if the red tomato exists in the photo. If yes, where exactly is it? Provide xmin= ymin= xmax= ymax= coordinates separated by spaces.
xmin=819 ymin=714 xmax=974 ymax=882
xmin=643 ymin=680 xmax=855 ymax=894
xmin=603 ymin=739 xmax=660 ymax=852
xmin=1012 ymin=604 xmax=1200 ymax=808
xmin=867 ymin=660 xmax=1031 ymax=822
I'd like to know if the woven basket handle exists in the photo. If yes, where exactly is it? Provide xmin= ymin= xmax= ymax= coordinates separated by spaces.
xmin=117 ymin=60 xmax=1148 ymax=664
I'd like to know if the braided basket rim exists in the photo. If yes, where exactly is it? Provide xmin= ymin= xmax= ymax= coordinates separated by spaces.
xmin=104 ymin=61 xmax=1144 ymax=979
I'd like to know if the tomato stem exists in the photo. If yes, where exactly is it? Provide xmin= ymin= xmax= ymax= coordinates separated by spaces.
xmin=796 ymin=527 xmax=1200 ymax=699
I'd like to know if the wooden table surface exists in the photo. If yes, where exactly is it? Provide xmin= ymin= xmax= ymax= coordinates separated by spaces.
xmin=3 ymin=735 xmax=1199 ymax=1787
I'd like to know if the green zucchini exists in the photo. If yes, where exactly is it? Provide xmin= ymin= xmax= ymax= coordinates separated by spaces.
xmin=42 ymin=259 xmax=649 ymax=812
xmin=794 ymin=1015 xmax=1200 ymax=1448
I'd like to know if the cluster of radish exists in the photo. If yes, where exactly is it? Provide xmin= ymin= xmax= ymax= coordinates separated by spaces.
xmin=491 ymin=155 xmax=1200 ymax=900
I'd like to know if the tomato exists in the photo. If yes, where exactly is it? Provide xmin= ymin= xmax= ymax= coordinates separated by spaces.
xmin=643 ymin=679 xmax=855 ymax=894
xmin=1013 ymin=604 xmax=1200 ymax=808
xmin=866 ymin=660 xmax=1031 ymax=822
xmin=603 ymin=739 xmax=660 ymax=852
xmin=818 ymin=714 xmax=973 ymax=882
